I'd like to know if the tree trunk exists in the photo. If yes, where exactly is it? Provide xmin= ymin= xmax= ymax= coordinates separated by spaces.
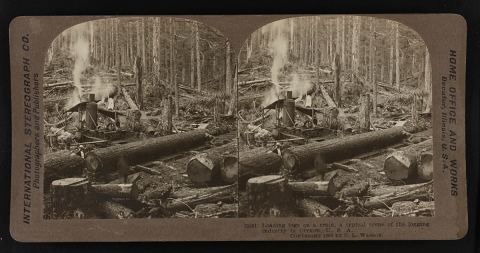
xmin=50 ymin=178 xmax=91 ymax=219
xmin=172 ymin=19 xmax=179 ymax=117
xmin=116 ymin=19 xmax=121 ymax=92
xmin=319 ymin=84 xmax=351 ymax=131
xmin=195 ymin=22 xmax=201 ymax=91
xmin=424 ymin=47 xmax=432 ymax=113
xmin=372 ymin=19 xmax=377 ymax=118
xmin=314 ymin=18 xmax=319 ymax=86
xmin=134 ymin=56 xmax=143 ymax=110
xmin=341 ymin=16 xmax=345 ymax=66
xmin=369 ymin=180 xmax=433 ymax=197
xmin=223 ymin=148 xmax=282 ymax=189
xmin=288 ymin=180 xmax=336 ymax=196
xmin=395 ymin=22 xmax=400 ymax=90
xmin=246 ymin=175 xmax=294 ymax=217
xmin=364 ymin=183 xmax=433 ymax=209
xmin=85 ymin=129 xmax=208 ymax=174
xmin=97 ymin=200 xmax=135 ymax=219
xmin=44 ymin=151 xmax=86 ymax=193
xmin=190 ymin=23 xmax=195 ymax=88
xmin=283 ymin=126 xmax=405 ymax=173
xmin=194 ymin=203 xmax=237 ymax=218
xmin=296 ymin=197 xmax=331 ymax=217
xmin=391 ymin=201 xmax=434 ymax=217
xmin=358 ymin=93 xmax=370 ymax=131
xmin=383 ymin=150 xmax=418 ymax=182
xmin=226 ymin=41 xmax=232 ymax=94
xmin=141 ymin=18 xmax=146 ymax=72
xmin=91 ymin=183 xmax=139 ymax=199
xmin=166 ymin=183 xmax=236 ymax=212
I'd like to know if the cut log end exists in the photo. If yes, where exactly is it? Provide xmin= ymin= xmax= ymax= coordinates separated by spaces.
xmin=383 ymin=151 xmax=418 ymax=181
xmin=85 ymin=153 xmax=102 ymax=173
xmin=282 ymin=150 xmax=297 ymax=171
xmin=418 ymin=152 xmax=433 ymax=182
xmin=187 ymin=157 xmax=214 ymax=183
xmin=222 ymin=156 xmax=238 ymax=183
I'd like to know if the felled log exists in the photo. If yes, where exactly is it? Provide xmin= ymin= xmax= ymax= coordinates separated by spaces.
xmin=194 ymin=203 xmax=237 ymax=218
xmin=331 ymin=162 xmax=359 ymax=173
xmin=364 ymin=184 xmax=434 ymax=209
xmin=368 ymin=180 xmax=433 ymax=197
xmin=134 ymin=165 xmax=162 ymax=176
xmin=166 ymin=183 xmax=237 ymax=212
xmin=186 ymin=151 xmax=224 ymax=185
xmin=222 ymin=148 xmax=282 ymax=189
xmin=44 ymin=151 xmax=86 ymax=193
xmin=391 ymin=201 xmax=435 ymax=217
xmin=85 ymin=129 xmax=208 ymax=175
xmin=340 ymin=181 xmax=369 ymax=197
xmin=288 ymin=180 xmax=336 ymax=196
xmin=91 ymin=184 xmax=139 ymax=199
xmin=383 ymin=150 xmax=418 ymax=182
xmin=296 ymin=198 xmax=332 ymax=217
xmin=418 ymin=152 xmax=433 ymax=182
xmin=283 ymin=126 xmax=405 ymax=173
xmin=97 ymin=200 xmax=135 ymax=219
xmin=44 ymin=81 xmax=74 ymax=89
xmin=50 ymin=178 xmax=91 ymax=219
xmin=319 ymin=84 xmax=352 ymax=131
xmin=246 ymin=175 xmax=294 ymax=217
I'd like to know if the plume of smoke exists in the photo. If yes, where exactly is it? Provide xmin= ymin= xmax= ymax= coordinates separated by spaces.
xmin=91 ymin=76 xmax=115 ymax=101
xmin=65 ymin=23 xmax=90 ymax=109
xmin=261 ymin=19 xmax=289 ymax=106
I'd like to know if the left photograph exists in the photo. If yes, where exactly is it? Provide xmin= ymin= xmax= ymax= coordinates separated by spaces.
xmin=43 ymin=17 xmax=238 ymax=219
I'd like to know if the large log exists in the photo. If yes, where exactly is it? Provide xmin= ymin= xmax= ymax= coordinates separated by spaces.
xmin=288 ymin=181 xmax=336 ymax=196
xmin=222 ymin=148 xmax=282 ymax=189
xmin=364 ymin=183 xmax=434 ymax=209
xmin=296 ymin=198 xmax=332 ymax=217
xmin=383 ymin=150 xmax=418 ymax=182
xmin=97 ymin=200 xmax=135 ymax=219
xmin=319 ymin=84 xmax=352 ymax=131
xmin=91 ymin=184 xmax=139 ymax=199
xmin=246 ymin=175 xmax=294 ymax=217
xmin=283 ymin=126 xmax=406 ymax=173
xmin=85 ymin=129 xmax=208 ymax=175
xmin=44 ymin=150 xmax=86 ymax=193
xmin=186 ymin=151 xmax=224 ymax=185
xmin=368 ymin=180 xmax=433 ymax=197
xmin=194 ymin=203 xmax=238 ymax=218
xmin=391 ymin=201 xmax=435 ymax=217
xmin=166 ymin=183 xmax=237 ymax=212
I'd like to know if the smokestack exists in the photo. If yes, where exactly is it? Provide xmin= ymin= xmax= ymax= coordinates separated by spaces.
xmin=86 ymin=94 xmax=98 ymax=130
xmin=283 ymin=90 xmax=295 ymax=127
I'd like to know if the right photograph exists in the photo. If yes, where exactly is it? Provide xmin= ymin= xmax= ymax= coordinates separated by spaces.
xmin=236 ymin=16 xmax=433 ymax=218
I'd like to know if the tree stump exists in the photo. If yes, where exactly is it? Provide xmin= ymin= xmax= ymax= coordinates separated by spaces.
xmin=50 ymin=178 xmax=91 ymax=219
xmin=246 ymin=175 xmax=294 ymax=217
xmin=418 ymin=152 xmax=433 ymax=182
xmin=383 ymin=150 xmax=418 ymax=182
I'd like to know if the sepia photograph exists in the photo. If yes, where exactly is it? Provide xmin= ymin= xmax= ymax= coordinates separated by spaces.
xmin=236 ymin=16 xmax=434 ymax=218
xmin=42 ymin=17 xmax=238 ymax=219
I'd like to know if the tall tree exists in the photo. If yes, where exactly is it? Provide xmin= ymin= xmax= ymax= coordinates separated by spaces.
xmin=424 ymin=47 xmax=432 ymax=113
xmin=395 ymin=22 xmax=400 ymax=90
xmin=226 ymin=40 xmax=232 ymax=94
xmin=195 ymin=22 xmax=201 ymax=91
xmin=190 ymin=22 xmax=195 ymax=88
xmin=116 ymin=19 xmax=121 ymax=93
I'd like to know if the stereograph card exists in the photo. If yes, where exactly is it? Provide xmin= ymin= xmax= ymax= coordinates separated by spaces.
xmin=9 ymin=14 xmax=467 ymax=241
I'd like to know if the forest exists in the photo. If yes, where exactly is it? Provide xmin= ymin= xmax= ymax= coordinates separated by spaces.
xmin=43 ymin=17 xmax=238 ymax=219
xmin=235 ymin=16 xmax=434 ymax=218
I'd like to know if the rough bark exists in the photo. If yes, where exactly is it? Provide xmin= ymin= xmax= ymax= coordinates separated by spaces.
xmin=91 ymin=183 xmax=139 ymax=199
xmin=194 ymin=203 xmax=237 ymax=218
xmin=283 ymin=126 xmax=405 ymax=173
xmin=166 ymin=183 xmax=237 ymax=212
xmin=246 ymin=175 xmax=294 ymax=217
xmin=288 ymin=180 xmax=336 ymax=196
xmin=364 ymin=184 xmax=433 ymax=209
xmin=85 ymin=129 xmax=208 ymax=174
xmin=296 ymin=197 xmax=332 ymax=217
xmin=97 ymin=200 xmax=135 ymax=219
xmin=223 ymin=148 xmax=282 ymax=189
xmin=319 ymin=84 xmax=351 ymax=131
xmin=369 ymin=180 xmax=433 ymax=197
xmin=358 ymin=93 xmax=370 ymax=131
